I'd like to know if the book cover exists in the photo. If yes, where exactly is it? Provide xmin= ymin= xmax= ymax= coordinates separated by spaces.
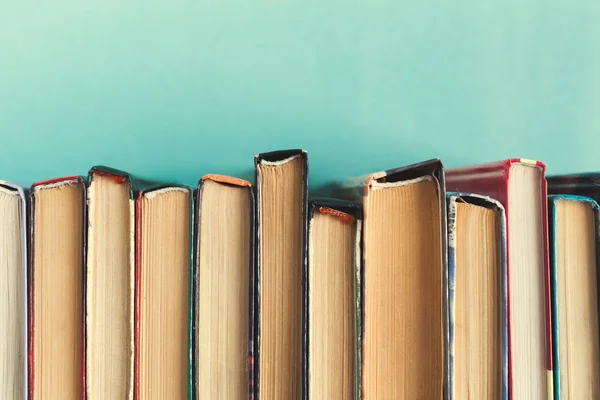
xmin=254 ymin=149 xmax=308 ymax=400
xmin=29 ymin=176 xmax=87 ymax=400
xmin=547 ymin=194 xmax=600 ymax=400
xmin=191 ymin=174 xmax=255 ymax=400
xmin=446 ymin=193 xmax=508 ymax=400
xmin=0 ymin=180 xmax=28 ymax=400
xmin=335 ymin=159 xmax=448 ymax=399
xmin=86 ymin=166 xmax=136 ymax=400
xmin=306 ymin=199 xmax=362 ymax=400
xmin=133 ymin=182 xmax=193 ymax=400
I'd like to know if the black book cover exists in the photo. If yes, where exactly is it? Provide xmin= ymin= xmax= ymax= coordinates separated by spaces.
xmin=254 ymin=149 xmax=308 ymax=400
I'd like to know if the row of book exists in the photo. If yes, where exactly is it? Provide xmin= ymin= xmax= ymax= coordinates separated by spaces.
xmin=0 ymin=149 xmax=598 ymax=399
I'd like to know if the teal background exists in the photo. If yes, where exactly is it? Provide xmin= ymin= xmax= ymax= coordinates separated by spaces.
xmin=1 ymin=2 xmax=599 ymax=187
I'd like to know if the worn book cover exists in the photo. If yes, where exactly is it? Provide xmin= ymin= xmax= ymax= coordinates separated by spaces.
xmin=446 ymin=193 xmax=508 ymax=400
xmin=334 ymin=159 xmax=448 ymax=400
xmin=306 ymin=199 xmax=362 ymax=400
xmin=86 ymin=166 xmax=138 ymax=400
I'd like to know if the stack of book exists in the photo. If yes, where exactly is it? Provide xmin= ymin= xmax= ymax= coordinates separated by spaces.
xmin=0 ymin=149 xmax=598 ymax=399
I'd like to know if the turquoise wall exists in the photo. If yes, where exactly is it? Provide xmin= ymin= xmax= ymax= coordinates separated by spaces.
xmin=1 ymin=1 xmax=598 ymax=187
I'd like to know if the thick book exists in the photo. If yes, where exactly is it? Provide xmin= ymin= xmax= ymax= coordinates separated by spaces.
xmin=447 ymin=159 xmax=552 ymax=400
xmin=334 ymin=159 xmax=447 ymax=399
xmin=306 ymin=199 xmax=362 ymax=400
xmin=192 ymin=174 xmax=254 ymax=399
xmin=447 ymin=193 xmax=508 ymax=400
xmin=29 ymin=176 xmax=87 ymax=400
xmin=133 ymin=183 xmax=193 ymax=400
xmin=254 ymin=149 xmax=308 ymax=399
xmin=0 ymin=181 xmax=27 ymax=400
xmin=548 ymin=195 xmax=600 ymax=399
xmin=86 ymin=167 xmax=136 ymax=400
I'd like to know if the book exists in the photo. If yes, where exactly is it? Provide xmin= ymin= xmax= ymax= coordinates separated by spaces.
xmin=335 ymin=159 xmax=447 ymax=399
xmin=133 ymin=184 xmax=193 ymax=400
xmin=446 ymin=159 xmax=552 ymax=400
xmin=447 ymin=193 xmax=508 ymax=400
xmin=0 ymin=181 xmax=27 ymax=400
xmin=86 ymin=167 xmax=135 ymax=399
xmin=254 ymin=149 xmax=308 ymax=399
xmin=192 ymin=174 xmax=254 ymax=399
xmin=306 ymin=199 xmax=362 ymax=400
xmin=29 ymin=176 xmax=86 ymax=400
xmin=548 ymin=195 xmax=600 ymax=399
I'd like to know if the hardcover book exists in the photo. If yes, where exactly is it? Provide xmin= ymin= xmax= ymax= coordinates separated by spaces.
xmin=447 ymin=159 xmax=552 ymax=400
xmin=447 ymin=193 xmax=508 ymax=400
xmin=86 ymin=167 xmax=136 ymax=400
xmin=306 ymin=199 xmax=362 ymax=400
xmin=192 ymin=174 xmax=254 ymax=399
xmin=0 ymin=181 xmax=27 ymax=400
xmin=334 ymin=159 xmax=447 ymax=399
xmin=133 ymin=183 xmax=193 ymax=400
xmin=29 ymin=176 xmax=86 ymax=400
xmin=548 ymin=195 xmax=600 ymax=399
xmin=254 ymin=149 xmax=308 ymax=399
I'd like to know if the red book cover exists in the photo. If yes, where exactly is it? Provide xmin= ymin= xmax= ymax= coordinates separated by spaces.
xmin=446 ymin=159 xmax=552 ymax=400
